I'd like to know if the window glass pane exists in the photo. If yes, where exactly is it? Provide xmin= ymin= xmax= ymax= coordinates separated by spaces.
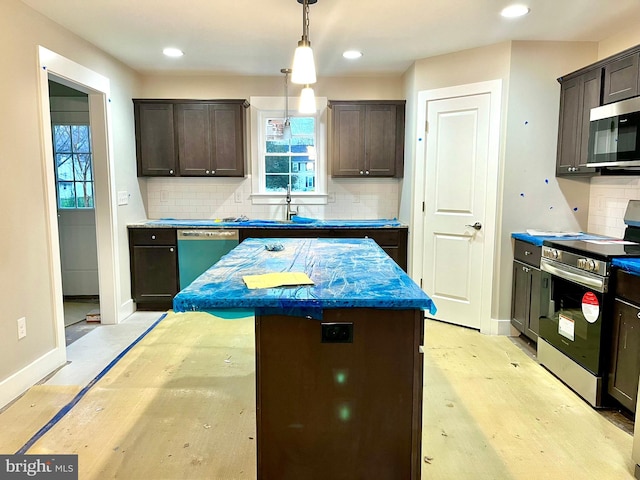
xmin=54 ymin=125 xmax=71 ymax=152
xmin=71 ymin=125 xmax=91 ymax=153
xmin=290 ymin=117 xmax=314 ymax=135
xmin=266 ymin=140 xmax=290 ymax=154
xmin=76 ymin=182 xmax=93 ymax=208
xmin=265 ymin=156 xmax=291 ymax=174
xmin=265 ymin=174 xmax=290 ymax=192
xmin=74 ymin=154 xmax=93 ymax=180
xmin=58 ymin=181 xmax=76 ymax=208
xmin=291 ymin=174 xmax=315 ymax=192
xmin=56 ymin=154 xmax=74 ymax=181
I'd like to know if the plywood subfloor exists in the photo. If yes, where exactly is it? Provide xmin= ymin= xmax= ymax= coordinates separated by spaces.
xmin=422 ymin=319 xmax=635 ymax=479
xmin=26 ymin=312 xmax=257 ymax=480
xmin=0 ymin=385 xmax=81 ymax=453
xmin=3 ymin=313 xmax=635 ymax=479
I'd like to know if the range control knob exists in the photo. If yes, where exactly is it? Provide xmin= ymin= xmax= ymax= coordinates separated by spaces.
xmin=546 ymin=248 xmax=559 ymax=259
xmin=586 ymin=259 xmax=597 ymax=272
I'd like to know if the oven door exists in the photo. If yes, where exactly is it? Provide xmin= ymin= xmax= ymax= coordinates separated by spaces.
xmin=539 ymin=259 xmax=610 ymax=376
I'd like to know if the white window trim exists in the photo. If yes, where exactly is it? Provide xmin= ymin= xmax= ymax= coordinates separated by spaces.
xmin=249 ymin=96 xmax=328 ymax=205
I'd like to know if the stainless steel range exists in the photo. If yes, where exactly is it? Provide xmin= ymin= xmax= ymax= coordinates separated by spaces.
xmin=538 ymin=200 xmax=640 ymax=407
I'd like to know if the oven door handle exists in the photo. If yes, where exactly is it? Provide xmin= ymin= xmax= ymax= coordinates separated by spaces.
xmin=540 ymin=259 xmax=606 ymax=293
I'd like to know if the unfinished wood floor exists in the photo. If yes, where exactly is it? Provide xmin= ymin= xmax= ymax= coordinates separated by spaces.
xmin=1 ymin=313 xmax=635 ymax=479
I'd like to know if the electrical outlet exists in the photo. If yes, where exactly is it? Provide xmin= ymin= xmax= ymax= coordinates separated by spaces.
xmin=117 ymin=191 xmax=128 ymax=205
xmin=17 ymin=317 xmax=26 ymax=340
xmin=234 ymin=190 xmax=243 ymax=203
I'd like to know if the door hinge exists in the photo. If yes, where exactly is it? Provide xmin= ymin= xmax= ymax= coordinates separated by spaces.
xmin=425 ymin=120 xmax=429 ymax=134
xmin=422 ymin=201 xmax=425 ymax=213
xmin=420 ymin=278 xmax=423 ymax=288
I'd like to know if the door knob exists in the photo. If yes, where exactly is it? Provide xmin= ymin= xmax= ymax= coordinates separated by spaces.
xmin=465 ymin=222 xmax=482 ymax=231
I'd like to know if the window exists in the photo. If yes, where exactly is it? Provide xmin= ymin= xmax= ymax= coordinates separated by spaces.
xmin=264 ymin=116 xmax=316 ymax=192
xmin=250 ymin=96 xmax=327 ymax=204
xmin=52 ymin=124 xmax=94 ymax=209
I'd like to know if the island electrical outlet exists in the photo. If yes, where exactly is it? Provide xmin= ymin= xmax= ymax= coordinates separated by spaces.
xmin=321 ymin=322 xmax=353 ymax=343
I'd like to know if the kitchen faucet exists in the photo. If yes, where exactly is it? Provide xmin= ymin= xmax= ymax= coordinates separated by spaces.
xmin=286 ymin=184 xmax=298 ymax=221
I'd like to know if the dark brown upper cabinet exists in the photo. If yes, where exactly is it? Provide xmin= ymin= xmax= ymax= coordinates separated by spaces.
xmin=134 ymin=102 xmax=177 ymax=176
xmin=329 ymin=100 xmax=405 ymax=178
xmin=556 ymin=68 xmax=601 ymax=177
xmin=603 ymin=53 xmax=640 ymax=104
xmin=133 ymin=99 xmax=248 ymax=177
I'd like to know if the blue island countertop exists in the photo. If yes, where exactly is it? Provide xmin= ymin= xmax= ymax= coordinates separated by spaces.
xmin=131 ymin=216 xmax=406 ymax=229
xmin=173 ymin=237 xmax=436 ymax=318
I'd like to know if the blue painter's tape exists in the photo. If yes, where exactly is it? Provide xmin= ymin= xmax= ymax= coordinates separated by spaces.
xmin=15 ymin=312 xmax=168 ymax=454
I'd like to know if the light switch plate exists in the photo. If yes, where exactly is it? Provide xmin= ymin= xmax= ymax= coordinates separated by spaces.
xmin=117 ymin=191 xmax=128 ymax=205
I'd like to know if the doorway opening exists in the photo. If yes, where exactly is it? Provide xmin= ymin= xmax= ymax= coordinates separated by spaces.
xmin=48 ymin=79 xmax=102 ymax=345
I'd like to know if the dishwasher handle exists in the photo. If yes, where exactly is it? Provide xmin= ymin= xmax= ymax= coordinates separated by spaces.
xmin=177 ymin=229 xmax=239 ymax=241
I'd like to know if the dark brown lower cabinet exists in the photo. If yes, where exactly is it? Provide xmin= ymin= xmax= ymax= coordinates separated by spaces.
xmin=608 ymin=270 xmax=640 ymax=412
xmin=255 ymin=308 xmax=423 ymax=480
xmin=129 ymin=228 xmax=179 ymax=311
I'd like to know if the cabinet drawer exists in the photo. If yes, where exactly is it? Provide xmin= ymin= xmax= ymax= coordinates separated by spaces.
xmin=513 ymin=240 xmax=541 ymax=267
xmin=129 ymin=228 xmax=176 ymax=246
xmin=614 ymin=269 xmax=640 ymax=305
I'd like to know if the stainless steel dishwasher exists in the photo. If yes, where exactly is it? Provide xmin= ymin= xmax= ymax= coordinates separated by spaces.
xmin=177 ymin=229 xmax=239 ymax=289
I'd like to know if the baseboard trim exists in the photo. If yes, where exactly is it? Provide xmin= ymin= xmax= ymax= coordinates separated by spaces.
xmin=0 ymin=347 xmax=66 ymax=410
xmin=118 ymin=299 xmax=135 ymax=323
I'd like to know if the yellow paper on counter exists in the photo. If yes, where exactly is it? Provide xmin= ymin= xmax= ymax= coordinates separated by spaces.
xmin=242 ymin=272 xmax=314 ymax=289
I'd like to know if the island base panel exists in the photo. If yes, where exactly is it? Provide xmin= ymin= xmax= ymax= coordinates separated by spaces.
xmin=255 ymin=308 xmax=424 ymax=480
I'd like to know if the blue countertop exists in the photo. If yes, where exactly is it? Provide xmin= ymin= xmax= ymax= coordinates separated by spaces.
xmin=511 ymin=232 xmax=607 ymax=246
xmin=612 ymin=257 xmax=640 ymax=276
xmin=133 ymin=217 xmax=406 ymax=229
xmin=173 ymin=237 xmax=436 ymax=318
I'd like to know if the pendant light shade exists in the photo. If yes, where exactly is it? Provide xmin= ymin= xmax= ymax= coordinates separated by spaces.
xmin=291 ymin=44 xmax=316 ymax=84
xmin=299 ymin=85 xmax=316 ymax=114
xmin=291 ymin=0 xmax=317 ymax=85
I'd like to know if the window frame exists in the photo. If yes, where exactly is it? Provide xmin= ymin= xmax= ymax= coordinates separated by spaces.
xmin=250 ymin=96 xmax=328 ymax=205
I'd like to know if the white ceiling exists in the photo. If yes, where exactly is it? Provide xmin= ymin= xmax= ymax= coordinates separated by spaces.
xmin=21 ymin=0 xmax=640 ymax=77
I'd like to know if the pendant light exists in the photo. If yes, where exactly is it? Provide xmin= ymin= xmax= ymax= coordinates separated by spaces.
xmin=281 ymin=68 xmax=292 ymax=140
xmin=291 ymin=0 xmax=317 ymax=85
xmin=299 ymin=84 xmax=317 ymax=114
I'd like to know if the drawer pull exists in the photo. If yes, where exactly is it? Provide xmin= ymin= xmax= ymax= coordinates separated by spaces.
xmin=151 ymin=235 xmax=156 ymax=240
xmin=524 ymin=250 xmax=532 ymax=255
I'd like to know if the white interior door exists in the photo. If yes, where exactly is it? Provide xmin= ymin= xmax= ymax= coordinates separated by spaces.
xmin=421 ymin=92 xmax=493 ymax=330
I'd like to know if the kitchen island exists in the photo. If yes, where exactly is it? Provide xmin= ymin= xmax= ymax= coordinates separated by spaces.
xmin=173 ymin=237 xmax=435 ymax=480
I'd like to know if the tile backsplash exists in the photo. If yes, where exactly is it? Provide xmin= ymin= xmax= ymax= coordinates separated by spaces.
xmin=588 ymin=176 xmax=640 ymax=237
xmin=145 ymin=176 xmax=401 ymax=221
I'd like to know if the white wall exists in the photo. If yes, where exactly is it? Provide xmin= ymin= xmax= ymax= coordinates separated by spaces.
xmin=404 ymin=41 xmax=602 ymax=325
xmin=0 ymin=0 xmax=143 ymax=408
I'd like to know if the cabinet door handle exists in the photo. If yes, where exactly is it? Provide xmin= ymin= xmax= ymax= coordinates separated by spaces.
xmin=169 ymin=247 xmax=174 ymax=252
xmin=360 ymin=171 xmax=364 ymax=175
xmin=169 ymin=169 xmax=174 ymax=175
xmin=365 ymin=170 xmax=370 ymax=175
xmin=211 ymin=170 xmax=216 ymax=175
xmin=151 ymin=235 xmax=156 ymax=240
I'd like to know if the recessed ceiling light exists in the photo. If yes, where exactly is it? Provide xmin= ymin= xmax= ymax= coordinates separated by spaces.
xmin=163 ymin=47 xmax=184 ymax=58
xmin=500 ymin=4 xmax=530 ymax=18
xmin=343 ymin=50 xmax=363 ymax=60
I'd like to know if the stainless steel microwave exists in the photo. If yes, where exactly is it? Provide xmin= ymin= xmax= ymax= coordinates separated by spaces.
xmin=586 ymin=96 xmax=640 ymax=168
